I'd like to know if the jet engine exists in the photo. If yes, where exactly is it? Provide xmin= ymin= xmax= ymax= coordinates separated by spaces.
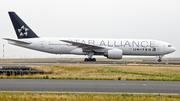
xmin=104 ymin=49 xmax=123 ymax=59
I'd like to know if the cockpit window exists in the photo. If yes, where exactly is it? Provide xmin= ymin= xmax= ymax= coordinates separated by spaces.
xmin=168 ymin=45 xmax=172 ymax=47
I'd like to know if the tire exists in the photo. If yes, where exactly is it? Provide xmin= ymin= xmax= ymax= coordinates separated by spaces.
xmin=158 ymin=59 xmax=162 ymax=62
xmin=89 ymin=58 xmax=92 ymax=61
xmin=84 ymin=58 xmax=88 ymax=62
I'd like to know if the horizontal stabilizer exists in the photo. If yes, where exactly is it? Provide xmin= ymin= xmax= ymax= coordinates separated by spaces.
xmin=3 ymin=38 xmax=31 ymax=44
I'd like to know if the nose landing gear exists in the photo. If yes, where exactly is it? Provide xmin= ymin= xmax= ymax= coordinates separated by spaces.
xmin=158 ymin=59 xmax=162 ymax=62
xmin=157 ymin=55 xmax=164 ymax=62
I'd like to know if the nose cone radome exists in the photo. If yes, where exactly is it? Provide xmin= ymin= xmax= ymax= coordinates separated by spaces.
xmin=169 ymin=47 xmax=176 ymax=53
xmin=171 ymin=47 xmax=176 ymax=52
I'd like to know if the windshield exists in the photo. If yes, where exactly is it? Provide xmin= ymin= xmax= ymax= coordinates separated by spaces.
xmin=168 ymin=45 xmax=172 ymax=47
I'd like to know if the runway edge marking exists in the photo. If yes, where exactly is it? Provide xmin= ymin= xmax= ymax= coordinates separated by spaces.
xmin=0 ymin=91 xmax=179 ymax=96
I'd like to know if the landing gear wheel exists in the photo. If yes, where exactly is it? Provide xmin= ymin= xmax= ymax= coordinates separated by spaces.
xmin=84 ymin=58 xmax=88 ymax=61
xmin=89 ymin=58 xmax=92 ymax=61
xmin=156 ymin=55 xmax=163 ymax=62
xmin=92 ymin=58 xmax=96 ymax=62
xmin=158 ymin=59 xmax=162 ymax=62
xmin=84 ymin=58 xmax=96 ymax=62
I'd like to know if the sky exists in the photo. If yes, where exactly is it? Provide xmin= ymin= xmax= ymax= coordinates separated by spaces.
xmin=0 ymin=0 xmax=180 ymax=58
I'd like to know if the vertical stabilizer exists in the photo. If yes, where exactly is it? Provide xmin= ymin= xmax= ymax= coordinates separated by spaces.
xmin=8 ymin=12 xmax=39 ymax=39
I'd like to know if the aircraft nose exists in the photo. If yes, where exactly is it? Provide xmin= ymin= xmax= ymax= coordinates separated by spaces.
xmin=169 ymin=47 xmax=176 ymax=53
xmin=171 ymin=47 xmax=176 ymax=52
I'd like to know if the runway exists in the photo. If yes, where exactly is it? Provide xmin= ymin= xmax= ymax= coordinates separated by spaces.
xmin=0 ymin=59 xmax=180 ymax=67
xmin=0 ymin=62 xmax=180 ymax=67
xmin=0 ymin=79 xmax=179 ymax=95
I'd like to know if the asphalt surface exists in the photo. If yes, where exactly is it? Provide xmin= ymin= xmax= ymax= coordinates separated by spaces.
xmin=0 ymin=79 xmax=179 ymax=94
xmin=0 ymin=60 xmax=180 ymax=66
xmin=0 ymin=62 xmax=180 ymax=67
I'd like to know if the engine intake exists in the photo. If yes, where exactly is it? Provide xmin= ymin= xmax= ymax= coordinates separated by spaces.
xmin=104 ymin=49 xmax=123 ymax=59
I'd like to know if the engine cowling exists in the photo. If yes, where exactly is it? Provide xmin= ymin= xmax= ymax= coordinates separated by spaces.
xmin=104 ymin=49 xmax=123 ymax=59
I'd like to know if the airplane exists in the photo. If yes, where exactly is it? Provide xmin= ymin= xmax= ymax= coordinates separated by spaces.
xmin=3 ymin=12 xmax=176 ymax=62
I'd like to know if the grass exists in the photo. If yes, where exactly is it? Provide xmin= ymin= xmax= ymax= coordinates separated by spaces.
xmin=0 ymin=93 xmax=179 ymax=101
xmin=1 ymin=65 xmax=180 ymax=81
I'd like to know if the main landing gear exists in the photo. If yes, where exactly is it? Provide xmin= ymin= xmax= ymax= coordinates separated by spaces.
xmin=84 ymin=58 xmax=96 ymax=62
xmin=84 ymin=52 xmax=96 ymax=62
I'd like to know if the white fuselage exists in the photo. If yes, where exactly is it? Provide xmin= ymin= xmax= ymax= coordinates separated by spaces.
xmin=8 ymin=37 xmax=176 ymax=57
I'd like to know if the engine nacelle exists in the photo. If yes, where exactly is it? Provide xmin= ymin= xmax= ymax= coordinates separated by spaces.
xmin=104 ymin=49 xmax=123 ymax=59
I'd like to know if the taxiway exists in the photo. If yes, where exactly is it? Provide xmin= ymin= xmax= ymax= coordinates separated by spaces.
xmin=0 ymin=79 xmax=179 ymax=94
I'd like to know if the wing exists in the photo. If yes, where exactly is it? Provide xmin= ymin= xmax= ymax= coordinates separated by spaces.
xmin=60 ymin=40 xmax=106 ymax=52
xmin=3 ymin=38 xmax=31 ymax=44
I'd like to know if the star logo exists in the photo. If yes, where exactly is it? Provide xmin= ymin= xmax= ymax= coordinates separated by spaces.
xmin=18 ymin=25 xmax=29 ymax=36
